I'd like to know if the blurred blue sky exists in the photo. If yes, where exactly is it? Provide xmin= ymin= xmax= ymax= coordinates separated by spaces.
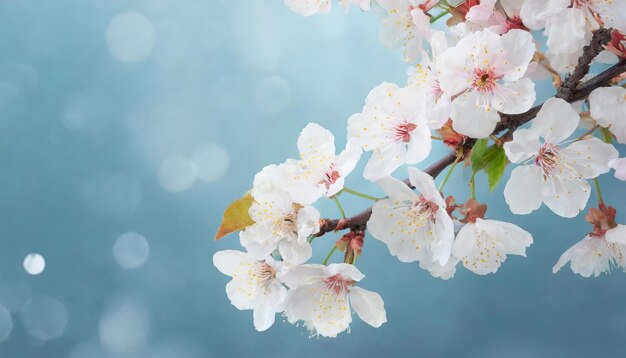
xmin=0 ymin=0 xmax=625 ymax=357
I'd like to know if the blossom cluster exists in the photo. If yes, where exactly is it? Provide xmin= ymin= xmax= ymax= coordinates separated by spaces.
xmin=214 ymin=0 xmax=626 ymax=337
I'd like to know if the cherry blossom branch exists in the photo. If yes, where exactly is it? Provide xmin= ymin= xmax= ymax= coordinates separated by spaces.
xmin=316 ymin=57 xmax=626 ymax=237
xmin=557 ymin=28 xmax=613 ymax=101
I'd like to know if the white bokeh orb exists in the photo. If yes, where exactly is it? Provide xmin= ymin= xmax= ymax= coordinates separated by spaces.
xmin=99 ymin=298 xmax=150 ymax=355
xmin=254 ymin=76 xmax=291 ymax=115
xmin=191 ymin=144 xmax=230 ymax=183
xmin=20 ymin=296 xmax=68 ymax=342
xmin=105 ymin=11 xmax=156 ymax=64
xmin=23 ymin=253 xmax=45 ymax=275
xmin=159 ymin=155 xmax=197 ymax=192
xmin=113 ymin=232 xmax=150 ymax=270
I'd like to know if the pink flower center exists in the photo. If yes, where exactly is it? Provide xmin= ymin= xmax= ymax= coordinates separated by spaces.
xmin=572 ymin=0 xmax=588 ymax=9
xmin=256 ymin=262 xmax=276 ymax=289
xmin=412 ymin=195 xmax=439 ymax=222
xmin=505 ymin=16 xmax=526 ymax=31
xmin=534 ymin=143 xmax=561 ymax=178
xmin=394 ymin=122 xmax=418 ymax=143
xmin=472 ymin=68 xmax=497 ymax=93
xmin=320 ymin=166 xmax=341 ymax=190
xmin=324 ymin=274 xmax=353 ymax=295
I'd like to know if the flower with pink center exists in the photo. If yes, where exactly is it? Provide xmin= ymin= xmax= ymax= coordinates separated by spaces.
xmin=281 ymin=263 xmax=386 ymax=337
xmin=407 ymin=30 xmax=452 ymax=130
xmin=347 ymin=82 xmax=432 ymax=181
xmin=553 ymin=204 xmax=626 ymax=277
xmin=589 ymin=86 xmax=626 ymax=145
xmin=240 ymin=165 xmax=321 ymax=265
xmin=377 ymin=0 xmax=440 ymax=62
xmin=503 ymin=98 xmax=618 ymax=218
xmin=368 ymin=168 xmax=455 ymax=268
xmin=279 ymin=123 xmax=362 ymax=205
xmin=213 ymin=250 xmax=287 ymax=331
xmin=439 ymin=29 xmax=536 ymax=138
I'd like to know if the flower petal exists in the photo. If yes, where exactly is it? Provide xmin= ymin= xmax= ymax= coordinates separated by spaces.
xmin=503 ymin=128 xmax=541 ymax=163
xmin=531 ymin=98 xmax=579 ymax=144
xmin=349 ymin=287 xmax=387 ymax=328
xmin=213 ymin=250 xmax=254 ymax=276
xmin=450 ymin=91 xmax=501 ymax=138
xmin=504 ymin=165 xmax=544 ymax=215
xmin=562 ymin=137 xmax=618 ymax=179
xmin=542 ymin=174 xmax=590 ymax=218
xmin=376 ymin=175 xmax=417 ymax=203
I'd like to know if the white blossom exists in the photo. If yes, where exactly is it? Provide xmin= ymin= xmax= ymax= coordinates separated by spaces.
xmin=377 ymin=0 xmax=439 ymax=62
xmin=368 ymin=168 xmax=455 ymax=266
xmin=453 ymin=219 xmax=533 ymax=275
xmin=503 ymin=98 xmax=618 ymax=218
xmin=406 ymin=30 xmax=452 ymax=130
xmin=521 ymin=0 xmax=626 ymax=72
xmin=213 ymin=250 xmax=287 ymax=331
xmin=279 ymin=123 xmax=362 ymax=205
xmin=240 ymin=165 xmax=320 ymax=265
xmin=439 ymin=29 xmax=536 ymax=138
xmin=589 ymin=86 xmax=626 ymax=144
xmin=348 ymin=82 xmax=432 ymax=181
xmin=281 ymin=263 xmax=386 ymax=337
xmin=553 ymin=225 xmax=626 ymax=277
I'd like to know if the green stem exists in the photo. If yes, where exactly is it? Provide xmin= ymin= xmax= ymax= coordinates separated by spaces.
xmin=438 ymin=150 xmax=463 ymax=191
xmin=593 ymin=178 xmax=604 ymax=205
xmin=342 ymin=187 xmax=382 ymax=201
xmin=429 ymin=9 xmax=450 ymax=23
xmin=470 ymin=173 xmax=476 ymax=199
xmin=333 ymin=196 xmax=346 ymax=219
xmin=323 ymin=246 xmax=337 ymax=266
xmin=601 ymin=127 xmax=613 ymax=144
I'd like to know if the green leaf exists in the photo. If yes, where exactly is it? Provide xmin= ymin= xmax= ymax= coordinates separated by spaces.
xmin=470 ymin=138 xmax=489 ymax=172
xmin=487 ymin=147 xmax=508 ymax=192
xmin=214 ymin=192 xmax=255 ymax=240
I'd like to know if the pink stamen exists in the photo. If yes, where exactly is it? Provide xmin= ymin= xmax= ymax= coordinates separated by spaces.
xmin=321 ymin=167 xmax=341 ymax=190
xmin=324 ymin=274 xmax=353 ymax=295
xmin=535 ymin=143 xmax=560 ymax=178
xmin=472 ymin=68 xmax=497 ymax=93
xmin=412 ymin=195 xmax=439 ymax=221
xmin=394 ymin=122 xmax=418 ymax=143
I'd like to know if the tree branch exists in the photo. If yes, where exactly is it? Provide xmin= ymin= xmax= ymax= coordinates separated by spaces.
xmin=316 ymin=30 xmax=626 ymax=237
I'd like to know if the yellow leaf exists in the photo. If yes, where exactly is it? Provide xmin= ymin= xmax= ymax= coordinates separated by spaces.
xmin=214 ymin=192 xmax=255 ymax=240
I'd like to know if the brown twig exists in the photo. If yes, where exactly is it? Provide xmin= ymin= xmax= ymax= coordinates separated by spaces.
xmin=315 ymin=30 xmax=626 ymax=237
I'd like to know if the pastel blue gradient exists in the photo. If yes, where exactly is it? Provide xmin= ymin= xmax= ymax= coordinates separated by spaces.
xmin=0 ymin=1 xmax=625 ymax=357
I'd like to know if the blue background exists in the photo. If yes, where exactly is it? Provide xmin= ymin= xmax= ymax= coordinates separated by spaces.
xmin=0 ymin=0 xmax=625 ymax=357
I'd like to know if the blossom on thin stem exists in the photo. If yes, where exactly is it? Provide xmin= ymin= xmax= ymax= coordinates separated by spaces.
xmin=281 ymin=263 xmax=386 ymax=337
xmin=452 ymin=200 xmax=534 ymax=275
xmin=553 ymin=204 xmax=626 ymax=277
xmin=503 ymin=98 xmax=618 ymax=218
xmin=213 ymin=250 xmax=287 ymax=331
